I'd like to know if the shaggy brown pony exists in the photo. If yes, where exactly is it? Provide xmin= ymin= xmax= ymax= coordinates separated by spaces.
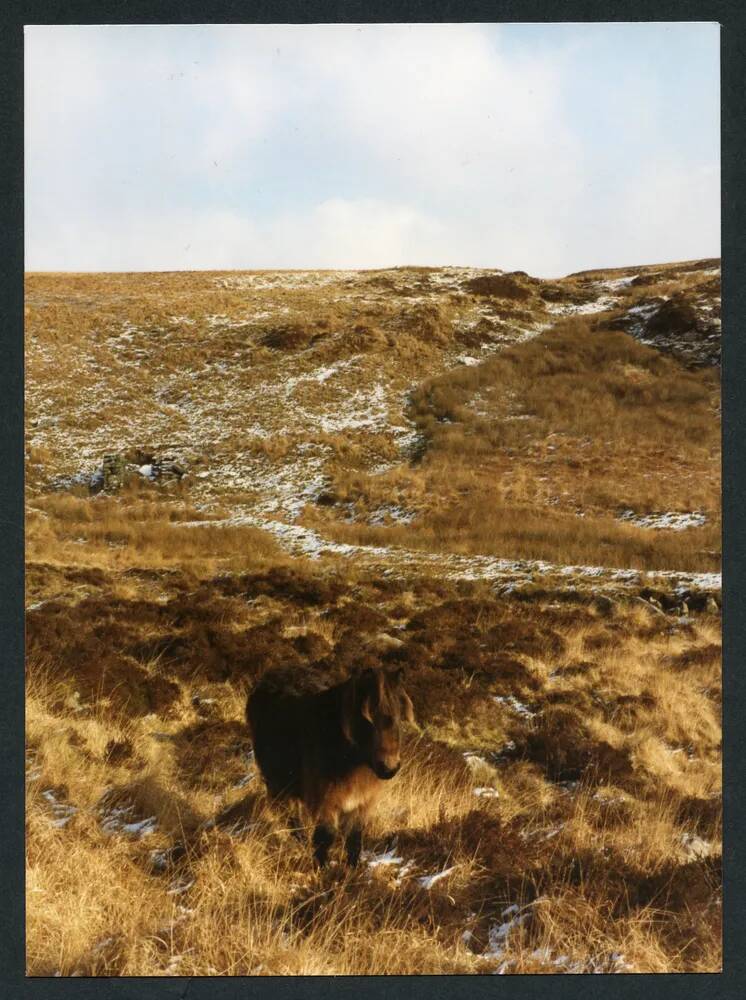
xmin=246 ymin=666 xmax=415 ymax=867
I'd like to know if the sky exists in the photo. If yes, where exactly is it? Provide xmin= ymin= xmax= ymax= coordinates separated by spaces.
xmin=24 ymin=23 xmax=720 ymax=277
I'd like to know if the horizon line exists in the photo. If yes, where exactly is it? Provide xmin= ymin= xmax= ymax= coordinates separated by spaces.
xmin=23 ymin=255 xmax=722 ymax=281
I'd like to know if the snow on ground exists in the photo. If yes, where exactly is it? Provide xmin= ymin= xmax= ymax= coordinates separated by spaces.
xmin=27 ymin=268 xmax=720 ymax=597
xmin=182 ymin=511 xmax=721 ymax=593
xmin=492 ymin=695 xmax=536 ymax=719
xmin=225 ymin=451 xmax=329 ymax=520
xmin=361 ymin=846 xmax=415 ymax=884
xmin=618 ymin=510 xmax=707 ymax=531
xmin=599 ymin=275 xmax=638 ymax=291
xmin=363 ymin=848 xmax=404 ymax=868
xmin=166 ymin=876 xmax=196 ymax=896
xmin=305 ymin=383 xmax=389 ymax=434
xmin=205 ymin=313 xmax=257 ymax=329
xmin=518 ymin=950 xmax=635 ymax=975
xmin=417 ymin=866 xmax=458 ymax=890
xmin=214 ymin=271 xmax=360 ymax=291
xmin=26 ymin=750 xmax=42 ymax=782
xmin=100 ymin=803 xmax=158 ymax=838
xmin=624 ymin=299 xmax=665 ymax=337
xmin=475 ymin=899 xmax=635 ymax=973
xmin=428 ymin=266 xmax=501 ymax=290
xmin=519 ymin=824 xmax=566 ymax=844
xmin=41 ymin=788 xmax=78 ymax=828
xmin=680 ymin=832 xmax=714 ymax=860
xmin=368 ymin=504 xmax=416 ymax=526
xmin=544 ymin=295 xmax=619 ymax=317
xmin=279 ymin=356 xmax=360 ymax=394
xmin=484 ymin=903 xmax=533 ymax=959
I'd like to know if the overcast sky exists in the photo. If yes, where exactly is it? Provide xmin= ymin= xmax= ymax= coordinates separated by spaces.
xmin=25 ymin=23 xmax=720 ymax=277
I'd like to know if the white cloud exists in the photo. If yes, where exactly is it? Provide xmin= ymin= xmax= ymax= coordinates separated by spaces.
xmin=28 ymin=198 xmax=446 ymax=272
xmin=617 ymin=161 xmax=720 ymax=266
xmin=24 ymin=24 xmax=720 ymax=275
xmin=266 ymin=198 xmax=447 ymax=269
xmin=310 ymin=25 xmax=576 ymax=191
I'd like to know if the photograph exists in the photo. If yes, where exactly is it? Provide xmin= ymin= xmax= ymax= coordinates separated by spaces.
xmin=24 ymin=22 xmax=722 ymax=976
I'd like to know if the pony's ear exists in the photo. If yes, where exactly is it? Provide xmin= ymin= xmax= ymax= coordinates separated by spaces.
xmin=400 ymin=690 xmax=415 ymax=724
xmin=359 ymin=668 xmax=383 ymax=723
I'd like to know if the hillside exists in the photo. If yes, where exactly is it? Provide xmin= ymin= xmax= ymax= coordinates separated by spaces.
xmin=26 ymin=260 xmax=721 ymax=582
xmin=25 ymin=260 xmax=721 ymax=975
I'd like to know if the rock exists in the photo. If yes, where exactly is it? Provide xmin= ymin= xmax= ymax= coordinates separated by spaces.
xmin=154 ymin=454 xmax=185 ymax=480
xmin=646 ymin=296 xmax=701 ymax=338
xmin=94 ymin=450 xmax=186 ymax=492
xmin=102 ymin=453 xmax=128 ymax=490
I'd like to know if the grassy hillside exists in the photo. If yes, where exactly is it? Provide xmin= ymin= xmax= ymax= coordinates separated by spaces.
xmin=25 ymin=261 xmax=721 ymax=975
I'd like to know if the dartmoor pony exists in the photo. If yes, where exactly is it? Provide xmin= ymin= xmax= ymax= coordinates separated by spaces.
xmin=246 ymin=666 xmax=415 ymax=867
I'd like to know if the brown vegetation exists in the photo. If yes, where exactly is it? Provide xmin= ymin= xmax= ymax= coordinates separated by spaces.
xmin=26 ymin=565 xmax=721 ymax=975
xmin=327 ymin=316 xmax=719 ymax=571
xmin=25 ymin=262 xmax=721 ymax=975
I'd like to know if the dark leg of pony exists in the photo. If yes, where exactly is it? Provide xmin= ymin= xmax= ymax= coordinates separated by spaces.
xmin=312 ymin=822 xmax=336 ymax=867
xmin=344 ymin=825 xmax=363 ymax=868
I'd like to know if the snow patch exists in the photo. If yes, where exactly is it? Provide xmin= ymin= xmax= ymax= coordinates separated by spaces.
xmin=417 ymin=866 xmax=458 ymax=890
xmin=484 ymin=903 xmax=532 ymax=959
xmin=618 ymin=510 xmax=707 ymax=531
xmin=364 ymin=848 xmax=404 ymax=869
xmin=599 ymin=275 xmax=638 ymax=291
xmin=368 ymin=504 xmax=416 ymax=526
xmin=41 ymin=788 xmax=78 ymax=828
xmin=474 ymin=787 xmax=500 ymax=799
xmin=545 ymin=295 xmax=618 ymax=316
xmin=681 ymin=832 xmax=714 ymax=860
xmin=215 ymin=271 xmax=359 ymax=291
xmin=100 ymin=802 xmax=158 ymax=839
xmin=493 ymin=695 xmax=536 ymax=719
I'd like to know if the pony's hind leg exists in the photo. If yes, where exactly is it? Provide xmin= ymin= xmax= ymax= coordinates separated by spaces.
xmin=312 ymin=821 xmax=336 ymax=867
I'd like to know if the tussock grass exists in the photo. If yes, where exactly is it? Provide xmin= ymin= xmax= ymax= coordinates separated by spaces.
xmin=27 ymin=493 xmax=284 ymax=577
xmin=26 ymin=572 xmax=721 ymax=975
xmin=367 ymin=317 xmax=721 ymax=571
xmin=26 ymin=263 xmax=720 ymax=974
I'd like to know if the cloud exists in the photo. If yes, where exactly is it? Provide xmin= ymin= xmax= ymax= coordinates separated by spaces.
xmin=29 ymin=198 xmax=448 ymax=272
xmin=617 ymin=161 xmax=720 ymax=266
xmin=24 ymin=24 xmax=720 ymax=275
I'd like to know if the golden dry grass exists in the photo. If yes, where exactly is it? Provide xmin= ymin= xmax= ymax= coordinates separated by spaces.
xmin=26 ymin=265 xmax=720 ymax=574
xmin=312 ymin=317 xmax=719 ymax=572
xmin=25 ymin=262 xmax=721 ymax=975
xmin=26 ymin=563 xmax=721 ymax=975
